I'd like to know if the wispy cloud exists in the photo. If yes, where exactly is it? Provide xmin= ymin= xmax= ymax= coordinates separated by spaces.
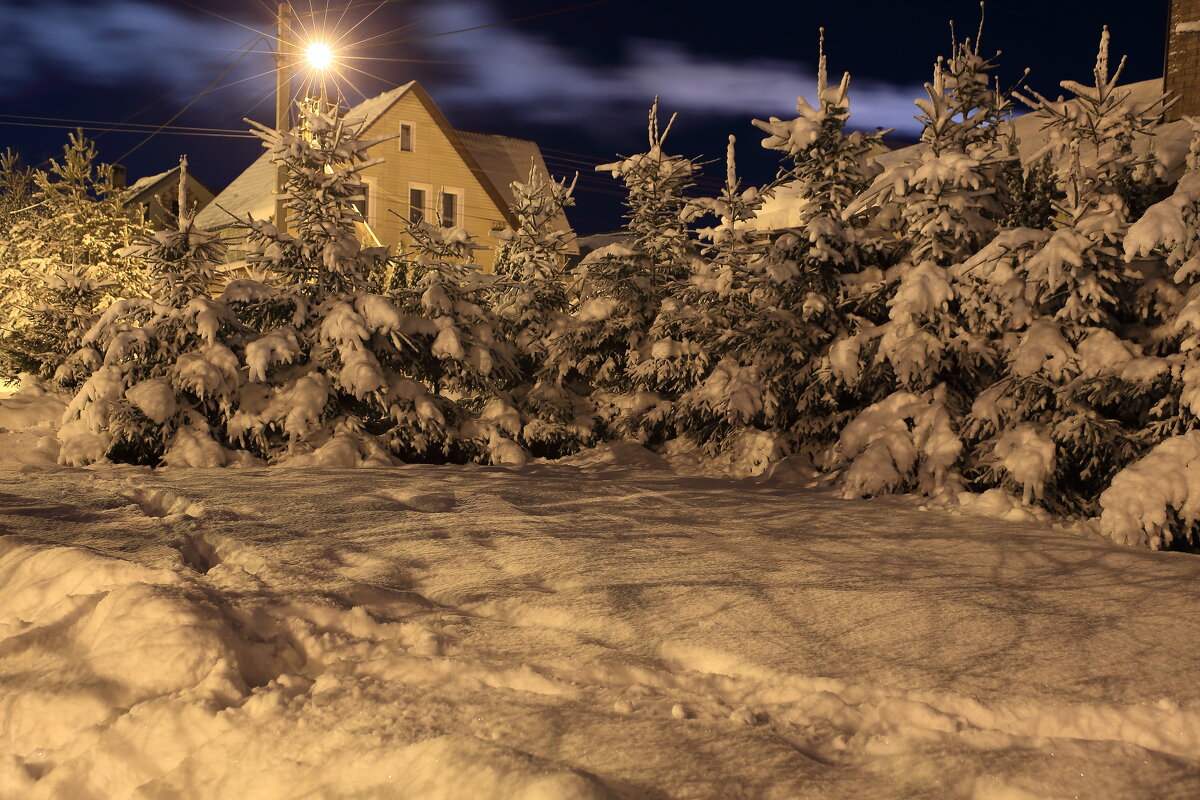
xmin=0 ymin=0 xmax=926 ymax=136
xmin=414 ymin=0 xmax=925 ymax=134
xmin=0 ymin=0 xmax=262 ymax=100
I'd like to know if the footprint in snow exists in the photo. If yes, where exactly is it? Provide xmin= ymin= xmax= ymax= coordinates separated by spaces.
xmin=371 ymin=488 xmax=457 ymax=513
xmin=338 ymin=583 xmax=437 ymax=615
xmin=123 ymin=488 xmax=206 ymax=519
xmin=175 ymin=531 xmax=221 ymax=574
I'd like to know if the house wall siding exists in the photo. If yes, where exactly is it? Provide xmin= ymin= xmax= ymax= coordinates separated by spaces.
xmin=359 ymin=93 xmax=509 ymax=270
xmin=1167 ymin=0 xmax=1200 ymax=121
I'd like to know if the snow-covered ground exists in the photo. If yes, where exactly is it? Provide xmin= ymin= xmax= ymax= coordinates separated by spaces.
xmin=3 ymin=385 xmax=1200 ymax=799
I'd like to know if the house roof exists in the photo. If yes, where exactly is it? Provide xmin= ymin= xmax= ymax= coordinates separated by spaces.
xmin=872 ymin=79 xmax=1191 ymax=173
xmin=752 ymin=78 xmax=1196 ymax=231
xmin=193 ymin=152 xmax=275 ymax=229
xmin=194 ymin=81 xmax=552 ymax=233
xmin=195 ymin=82 xmax=415 ymax=230
xmin=124 ymin=164 xmax=215 ymax=215
xmin=456 ymin=131 xmax=545 ymax=208
xmin=124 ymin=168 xmax=174 ymax=203
xmin=455 ymin=129 xmax=573 ymax=234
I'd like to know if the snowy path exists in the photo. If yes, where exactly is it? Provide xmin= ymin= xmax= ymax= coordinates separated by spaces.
xmin=3 ymin=460 xmax=1200 ymax=798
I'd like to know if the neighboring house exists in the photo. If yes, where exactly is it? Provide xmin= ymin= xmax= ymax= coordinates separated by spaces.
xmin=123 ymin=165 xmax=215 ymax=229
xmin=873 ymin=79 xmax=1194 ymax=175
xmin=194 ymin=81 xmax=575 ymax=272
xmin=575 ymin=231 xmax=632 ymax=259
xmin=751 ymin=77 xmax=1197 ymax=232
xmin=751 ymin=0 xmax=1200 ymax=231
xmin=1167 ymin=0 xmax=1200 ymax=120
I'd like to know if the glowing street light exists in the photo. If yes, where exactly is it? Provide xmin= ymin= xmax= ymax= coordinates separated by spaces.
xmin=305 ymin=42 xmax=334 ymax=71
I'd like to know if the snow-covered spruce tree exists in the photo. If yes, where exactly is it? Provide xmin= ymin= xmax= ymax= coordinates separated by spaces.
xmin=56 ymin=157 xmax=255 ymax=467
xmin=540 ymin=240 xmax=664 ymax=444
xmin=750 ymin=31 xmax=889 ymax=458
xmin=1126 ymin=117 xmax=1200 ymax=438
xmin=0 ymin=134 xmax=150 ymax=384
xmin=597 ymin=98 xmax=699 ymax=285
xmin=0 ymin=149 xmax=41 ymax=343
xmin=243 ymin=106 xmax=392 ymax=298
xmin=223 ymin=100 xmax=480 ymax=466
xmin=1091 ymin=118 xmax=1200 ymax=548
xmin=628 ymin=134 xmax=775 ymax=464
xmin=542 ymin=100 xmax=702 ymax=445
xmin=962 ymin=28 xmax=1171 ymax=515
xmin=216 ymin=101 xmax=531 ymax=466
xmin=490 ymin=164 xmax=592 ymax=457
xmin=834 ymin=31 xmax=1012 ymax=500
xmin=1000 ymin=147 xmax=1060 ymax=231
xmin=389 ymin=215 xmax=526 ymax=464
xmin=0 ymin=148 xmax=35 ymax=235
xmin=857 ymin=42 xmax=1008 ymax=386
xmin=752 ymin=28 xmax=883 ymax=270
xmin=0 ymin=264 xmax=111 ymax=388
xmin=24 ymin=131 xmax=150 ymax=300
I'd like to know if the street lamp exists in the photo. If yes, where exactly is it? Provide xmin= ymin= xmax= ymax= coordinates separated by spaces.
xmin=274 ymin=2 xmax=339 ymax=230
xmin=305 ymin=42 xmax=334 ymax=71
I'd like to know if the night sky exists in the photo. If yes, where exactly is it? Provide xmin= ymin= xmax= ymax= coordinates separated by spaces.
xmin=0 ymin=0 xmax=1173 ymax=233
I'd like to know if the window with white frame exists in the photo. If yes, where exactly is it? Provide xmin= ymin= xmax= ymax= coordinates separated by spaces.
xmin=357 ymin=176 xmax=377 ymax=228
xmin=439 ymin=187 xmax=464 ymax=228
xmin=408 ymin=182 xmax=431 ymax=224
xmin=399 ymin=121 xmax=415 ymax=152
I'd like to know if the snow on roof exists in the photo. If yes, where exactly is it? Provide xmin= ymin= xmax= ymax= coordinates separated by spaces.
xmin=455 ymin=130 xmax=573 ymax=235
xmin=455 ymin=130 xmax=542 ymax=210
xmin=873 ymin=79 xmax=1188 ymax=172
xmin=193 ymin=150 xmax=276 ymax=230
xmin=750 ymin=182 xmax=816 ymax=232
xmin=343 ymin=81 xmax=417 ymax=131
xmin=123 ymin=167 xmax=176 ymax=204
xmin=194 ymin=82 xmax=416 ymax=230
xmin=752 ymin=79 xmax=1195 ymax=231
xmin=576 ymin=231 xmax=633 ymax=252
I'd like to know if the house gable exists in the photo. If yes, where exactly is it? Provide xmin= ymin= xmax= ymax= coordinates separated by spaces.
xmin=124 ymin=165 xmax=215 ymax=229
xmin=196 ymin=81 xmax=573 ymax=270
xmin=361 ymin=83 xmax=518 ymax=228
xmin=355 ymin=82 xmax=519 ymax=266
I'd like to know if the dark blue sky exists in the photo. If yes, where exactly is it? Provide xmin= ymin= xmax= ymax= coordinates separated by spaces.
xmin=0 ymin=0 xmax=1172 ymax=232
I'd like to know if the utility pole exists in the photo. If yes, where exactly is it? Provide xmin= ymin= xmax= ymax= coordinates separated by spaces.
xmin=274 ymin=2 xmax=293 ymax=232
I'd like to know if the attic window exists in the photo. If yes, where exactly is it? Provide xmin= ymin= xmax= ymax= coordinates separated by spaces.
xmin=399 ymin=122 xmax=415 ymax=152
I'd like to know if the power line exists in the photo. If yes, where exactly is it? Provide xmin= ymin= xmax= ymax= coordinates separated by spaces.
xmin=0 ymin=113 xmax=250 ymax=135
xmin=105 ymin=0 xmax=627 ymax=164
xmin=0 ymin=120 xmax=254 ymax=139
xmin=116 ymin=36 xmax=265 ymax=163
xmin=98 ymin=32 xmax=263 ymax=139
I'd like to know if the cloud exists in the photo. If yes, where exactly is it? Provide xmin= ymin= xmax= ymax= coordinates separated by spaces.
xmin=0 ymin=0 xmax=926 ymax=137
xmin=414 ymin=0 xmax=925 ymax=134
xmin=0 ymin=0 xmax=263 ymax=100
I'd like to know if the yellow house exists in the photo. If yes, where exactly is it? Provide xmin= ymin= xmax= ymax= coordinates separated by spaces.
xmin=195 ymin=81 xmax=574 ymax=271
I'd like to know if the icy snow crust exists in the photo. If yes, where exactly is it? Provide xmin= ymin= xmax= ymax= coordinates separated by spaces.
xmin=1 ymin=432 xmax=1199 ymax=797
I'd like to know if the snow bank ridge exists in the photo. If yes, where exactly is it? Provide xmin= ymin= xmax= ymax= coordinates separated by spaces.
xmin=123 ymin=487 xmax=206 ymax=519
xmin=0 ymin=536 xmax=300 ymax=797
